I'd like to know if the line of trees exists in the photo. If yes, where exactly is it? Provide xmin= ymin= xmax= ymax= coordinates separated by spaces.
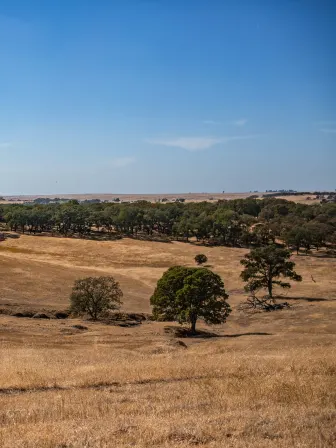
xmin=0 ymin=198 xmax=335 ymax=251
xmin=72 ymin=245 xmax=302 ymax=333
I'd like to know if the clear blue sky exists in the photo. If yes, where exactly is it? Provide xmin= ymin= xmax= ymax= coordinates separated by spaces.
xmin=0 ymin=0 xmax=335 ymax=194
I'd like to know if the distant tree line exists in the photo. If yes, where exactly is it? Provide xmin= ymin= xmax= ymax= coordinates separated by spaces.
xmin=0 ymin=198 xmax=335 ymax=251
xmin=262 ymin=191 xmax=336 ymax=198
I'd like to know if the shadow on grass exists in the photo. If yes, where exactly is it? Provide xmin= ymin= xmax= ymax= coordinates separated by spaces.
xmin=310 ymin=252 xmax=336 ymax=259
xmin=127 ymin=235 xmax=172 ymax=243
xmin=23 ymin=232 xmax=124 ymax=242
xmin=297 ymin=250 xmax=336 ymax=259
xmin=279 ymin=296 xmax=331 ymax=302
xmin=0 ymin=232 xmax=20 ymax=239
xmin=164 ymin=326 xmax=273 ymax=339
xmin=221 ymin=332 xmax=273 ymax=338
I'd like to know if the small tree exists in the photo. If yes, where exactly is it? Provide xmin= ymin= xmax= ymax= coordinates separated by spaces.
xmin=240 ymin=245 xmax=302 ymax=299
xmin=70 ymin=276 xmax=123 ymax=320
xmin=150 ymin=266 xmax=231 ymax=333
xmin=195 ymin=253 xmax=208 ymax=265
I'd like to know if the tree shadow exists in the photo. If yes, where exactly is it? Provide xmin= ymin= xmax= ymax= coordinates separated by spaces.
xmin=278 ymin=295 xmax=331 ymax=302
xmin=23 ymin=232 xmax=124 ymax=242
xmin=0 ymin=232 xmax=20 ymax=239
xmin=221 ymin=332 xmax=273 ymax=338
xmin=296 ymin=250 xmax=336 ymax=259
xmin=164 ymin=326 xmax=273 ymax=339
xmin=127 ymin=235 xmax=172 ymax=243
xmin=310 ymin=252 xmax=336 ymax=259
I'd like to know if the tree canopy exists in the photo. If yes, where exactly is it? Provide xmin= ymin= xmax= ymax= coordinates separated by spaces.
xmin=195 ymin=254 xmax=208 ymax=265
xmin=240 ymin=245 xmax=302 ymax=298
xmin=150 ymin=266 xmax=231 ymax=333
xmin=70 ymin=276 xmax=123 ymax=320
xmin=0 ymin=197 xmax=335 ymax=251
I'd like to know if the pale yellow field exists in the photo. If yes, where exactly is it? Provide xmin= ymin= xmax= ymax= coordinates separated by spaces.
xmin=275 ymin=195 xmax=321 ymax=204
xmin=0 ymin=234 xmax=335 ymax=447
xmin=1 ymin=192 xmax=258 ymax=204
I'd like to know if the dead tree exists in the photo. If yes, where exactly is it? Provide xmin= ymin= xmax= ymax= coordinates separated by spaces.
xmin=242 ymin=290 xmax=291 ymax=313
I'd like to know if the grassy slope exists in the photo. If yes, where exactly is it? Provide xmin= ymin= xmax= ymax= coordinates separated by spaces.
xmin=0 ymin=235 xmax=335 ymax=447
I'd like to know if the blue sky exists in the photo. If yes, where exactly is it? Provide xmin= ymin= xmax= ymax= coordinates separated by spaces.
xmin=0 ymin=0 xmax=335 ymax=194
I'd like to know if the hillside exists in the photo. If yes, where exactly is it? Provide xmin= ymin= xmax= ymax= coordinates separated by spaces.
xmin=0 ymin=235 xmax=335 ymax=447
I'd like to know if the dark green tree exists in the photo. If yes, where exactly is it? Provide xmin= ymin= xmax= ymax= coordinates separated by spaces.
xmin=284 ymin=227 xmax=312 ymax=254
xmin=240 ymin=245 xmax=302 ymax=298
xmin=150 ymin=266 xmax=230 ymax=333
xmin=195 ymin=254 xmax=208 ymax=265
xmin=70 ymin=276 xmax=123 ymax=320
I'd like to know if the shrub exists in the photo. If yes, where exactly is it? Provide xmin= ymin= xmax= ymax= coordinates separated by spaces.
xmin=195 ymin=254 xmax=208 ymax=265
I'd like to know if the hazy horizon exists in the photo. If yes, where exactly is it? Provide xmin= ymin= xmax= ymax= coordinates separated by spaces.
xmin=2 ymin=189 xmax=334 ymax=198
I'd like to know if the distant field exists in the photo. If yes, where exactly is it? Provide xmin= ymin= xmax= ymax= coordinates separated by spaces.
xmin=275 ymin=195 xmax=321 ymax=204
xmin=2 ymin=192 xmax=257 ymax=203
xmin=1 ymin=192 xmax=324 ymax=205
xmin=0 ymin=234 xmax=335 ymax=447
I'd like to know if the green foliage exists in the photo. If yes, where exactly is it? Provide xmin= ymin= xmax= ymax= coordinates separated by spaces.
xmin=1 ymin=198 xmax=335 ymax=250
xmin=284 ymin=227 xmax=312 ymax=254
xmin=150 ymin=266 xmax=231 ymax=333
xmin=284 ymin=222 xmax=333 ymax=253
xmin=195 ymin=254 xmax=208 ymax=265
xmin=70 ymin=276 xmax=123 ymax=320
xmin=240 ymin=245 xmax=302 ymax=298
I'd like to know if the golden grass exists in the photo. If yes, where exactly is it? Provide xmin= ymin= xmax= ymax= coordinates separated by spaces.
xmin=0 ymin=235 xmax=335 ymax=447
xmin=1 ymin=192 xmax=322 ymax=206
xmin=1 ymin=192 xmax=259 ymax=204
xmin=0 ymin=335 xmax=335 ymax=447
xmin=1 ymin=234 xmax=335 ymax=311
xmin=275 ymin=195 xmax=321 ymax=204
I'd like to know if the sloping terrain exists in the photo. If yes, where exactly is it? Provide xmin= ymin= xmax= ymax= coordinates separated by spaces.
xmin=0 ymin=235 xmax=335 ymax=447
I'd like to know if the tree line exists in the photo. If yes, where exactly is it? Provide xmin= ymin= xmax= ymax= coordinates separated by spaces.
xmin=1 ymin=197 xmax=335 ymax=251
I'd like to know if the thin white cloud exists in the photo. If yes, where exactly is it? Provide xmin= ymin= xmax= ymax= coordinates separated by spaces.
xmin=109 ymin=157 xmax=136 ymax=167
xmin=147 ymin=137 xmax=223 ymax=151
xmin=0 ymin=142 xmax=12 ymax=149
xmin=320 ymin=128 xmax=336 ymax=134
xmin=203 ymin=120 xmax=221 ymax=125
xmin=230 ymin=119 xmax=247 ymax=127
xmin=314 ymin=121 xmax=336 ymax=126
xmin=147 ymin=135 xmax=257 ymax=151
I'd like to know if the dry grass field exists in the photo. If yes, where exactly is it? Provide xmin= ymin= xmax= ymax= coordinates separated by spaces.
xmin=1 ymin=192 xmax=256 ymax=204
xmin=1 ymin=192 xmax=324 ymax=207
xmin=0 ymin=234 xmax=335 ymax=447
xmin=275 ymin=195 xmax=321 ymax=205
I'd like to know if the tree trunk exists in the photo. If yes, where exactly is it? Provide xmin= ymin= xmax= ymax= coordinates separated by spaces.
xmin=268 ymin=278 xmax=273 ymax=299
xmin=190 ymin=316 xmax=197 ymax=334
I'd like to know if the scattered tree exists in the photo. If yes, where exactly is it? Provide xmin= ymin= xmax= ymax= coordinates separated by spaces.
xmin=150 ymin=266 xmax=231 ymax=333
xmin=70 ymin=276 xmax=123 ymax=320
xmin=240 ymin=245 xmax=302 ymax=298
xmin=195 ymin=254 xmax=208 ymax=265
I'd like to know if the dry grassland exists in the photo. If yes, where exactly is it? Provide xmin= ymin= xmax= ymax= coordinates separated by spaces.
xmin=1 ymin=192 xmax=256 ymax=204
xmin=0 ymin=193 xmax=323 ymax=207
xmin=0 ymin=234 xmax=335 ymax=447
xmin=275 ymin=195 xmax=321 ymax=205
